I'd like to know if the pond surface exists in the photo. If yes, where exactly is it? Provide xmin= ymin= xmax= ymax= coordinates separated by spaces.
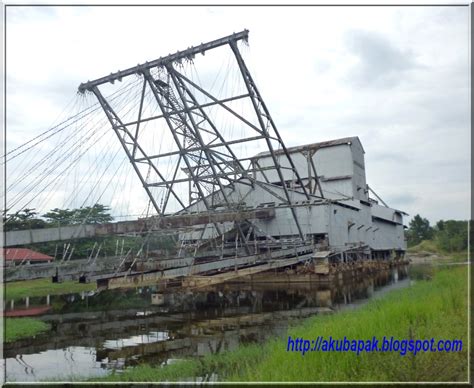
xmin=4 ymin=266 xmax=417 ymax=382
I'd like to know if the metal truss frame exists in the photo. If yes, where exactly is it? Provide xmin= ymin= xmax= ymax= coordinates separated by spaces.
xmin=80 ymin=30 xmax=311 ymax=242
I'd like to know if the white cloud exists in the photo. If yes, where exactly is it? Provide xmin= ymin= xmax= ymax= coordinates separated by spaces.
xmin=5 ymin=5 xmax=470 ymax=225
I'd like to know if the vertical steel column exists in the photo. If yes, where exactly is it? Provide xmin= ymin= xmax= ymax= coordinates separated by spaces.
xmin=143 ymin=70 xmax=222 ymax=236
xmin=305 ymin=150 xmax=313 ymax=194
xmin=160 ymin=68 xmax=233 ymax=199
xmin=92 ymin=86 xmax=187 ymax=212
xmin=91 ymin=86 xmax=162 ymax=215
xmin=132 ymin=78 xmax=147 ymax=158
xmin=309 ymin=150 xmax=324 ymax=198
xmin=144 ymin=71 xmax=211 ymax=209
xmin=229 ymin=41 xmax=310 ymax=200
xmin=169 ymin=68 xmax=247 ymax=175
xmin=229 ymin=41 xmax=305 ymax=240
xmin=166 ymin=65 xmax=250 ymax=253
xmin=166 ymin=64 xmax=232 ymax=205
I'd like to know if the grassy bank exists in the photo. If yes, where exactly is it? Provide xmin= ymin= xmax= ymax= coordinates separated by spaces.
xmin=5 ymin=317 xmax=50 ymax=343
xmin=408 ymin=240 xmax=467 ymax=263
xmin=408 ymin=239 xmax=439 ymax=254
xmin=94 ymin=266 xmax=468 ymax=383
xmin=5 ymin=278 xmax=96 ymax=300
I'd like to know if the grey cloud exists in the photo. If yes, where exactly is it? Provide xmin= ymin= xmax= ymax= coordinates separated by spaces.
xmin=328 ymin=66 xmax=468 ymax=138
xmin=344 ymin=29 xmax=419 ymax=89
xmin=386 ymin=193 xmax=418 ymax=207
xmin=280 ymin=117 xmax=305 ymax=131
xmin=7 ymin=75 xmax=80 ymax=103
xmin=432 ymin=6 xmax=468 ymax=25
xmin=7 ymin=6 xmax=57 ymax=23
xmin=370 ymin=151 xmax=411 ymax=164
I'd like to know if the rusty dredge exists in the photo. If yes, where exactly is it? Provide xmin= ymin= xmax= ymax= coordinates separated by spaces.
xmin=5 ymin=30 xmax=408 ymax=290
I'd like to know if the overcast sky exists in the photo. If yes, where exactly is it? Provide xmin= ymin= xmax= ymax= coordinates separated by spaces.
xmin=5 ymin=4 xmax=470 ymax=225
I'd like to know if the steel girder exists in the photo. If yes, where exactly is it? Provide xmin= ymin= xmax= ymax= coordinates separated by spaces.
xmin=80 ymin=30 xmax=310 ymax=247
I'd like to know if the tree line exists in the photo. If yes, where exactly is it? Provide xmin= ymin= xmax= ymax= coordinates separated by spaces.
xmin=3 ymin=204 xmax=175 ymax=260
xmin=406 ymin=214 xmax=470 ymax=252
xmin=3 ymin=204 xmax=113 ymax=231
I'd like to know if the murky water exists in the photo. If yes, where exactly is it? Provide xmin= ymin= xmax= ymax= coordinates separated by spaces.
xmin=4 ymin=266 xmax=416 ymax=382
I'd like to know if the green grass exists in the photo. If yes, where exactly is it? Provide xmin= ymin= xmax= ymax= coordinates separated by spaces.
xmin=233 ymin=266 xmax=468 ymax=382
xmin=95 ymin=343 xmax=265 ymax=382
xmin=408 ymin=240 xmax=440 ymax=254
xmin=445 ymin=251 xmax=469 ymax=263
xmin=5 ymin=278 xmax=96 ymax=300
xmin=5 ymin=317 xmax=50 ymax=343
xmin=92 ymin=266 xmax=468 ymax=383
xmin=408 ymin=240 xmax=468 ymax=264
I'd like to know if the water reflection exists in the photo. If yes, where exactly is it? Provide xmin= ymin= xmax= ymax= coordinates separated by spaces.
xmin=103 ymin=331 xmax=170 ymax=350
xmin=7 ymin=347 xmax=109 ymax=382
xmin=5 ymin=265 xmax=412 ymax=382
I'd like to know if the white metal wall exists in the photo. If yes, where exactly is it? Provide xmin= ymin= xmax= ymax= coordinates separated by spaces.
xmin=178 ymin=137 xmax=406 ymax=252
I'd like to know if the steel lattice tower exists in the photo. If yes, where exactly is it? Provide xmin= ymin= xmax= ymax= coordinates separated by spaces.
xmin=79 ymin=30 xmax=311 ymax=247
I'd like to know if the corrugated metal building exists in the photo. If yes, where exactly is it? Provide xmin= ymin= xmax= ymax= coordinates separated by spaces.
xmin=180 ymin=136 xmax=406 ymax=260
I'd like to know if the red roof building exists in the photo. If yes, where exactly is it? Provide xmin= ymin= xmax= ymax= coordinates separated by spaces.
xmin=3 ymin=248 xmax=53 ymax=266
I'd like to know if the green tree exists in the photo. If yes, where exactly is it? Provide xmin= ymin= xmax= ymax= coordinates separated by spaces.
xmin=436 ymin=220 xmax=445 ymax=232
xmin=407 ymin=214 xmax=433 ymax=247
xmin=43 ymin=204 xmax=113 ymax=225
xmin=42 ymin=208 xmax=76 ymax=225
xmin=76 ymin=204 xmax=114 ymax=224
xmin=435 ymin=220 xmax=468 ymax=252
xmin=4 ymin=208 xmax=47 ymax=231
